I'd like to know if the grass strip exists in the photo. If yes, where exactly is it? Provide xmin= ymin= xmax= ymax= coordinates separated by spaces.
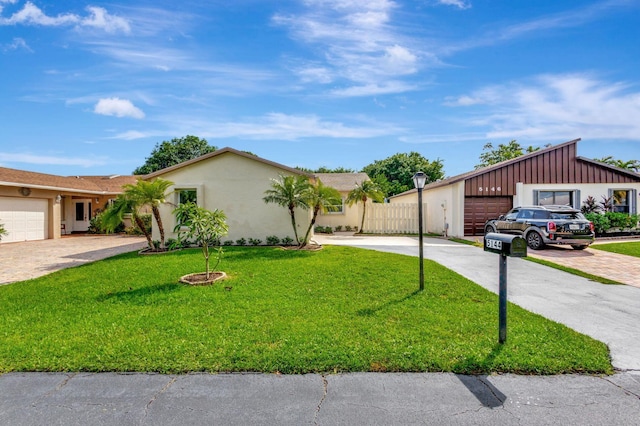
xmin=591 ymin=241 xmax=640 ymax=258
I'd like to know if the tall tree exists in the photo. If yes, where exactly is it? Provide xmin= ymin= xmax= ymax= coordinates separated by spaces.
xmin=300 ymin=180 xmax=342 ymax=246
xmin=346 ymin=180 xmax=385 ymax=233
xmin=361 ymin=152 xmax=444 ymax=197
xmin=101 ymin=194 xmax=155 ymax=249
xmin=133 ymin=135 xmax=217 ymax=175
xmin=263 ymin=175 xmax=312 ymax=245
xmin=123 ymin=178 xmax=174 ymax=249
xmin=593 ymin=156 xmax=640 ymax=173
xmin=475 ymin=140 xmax=545 ymax=169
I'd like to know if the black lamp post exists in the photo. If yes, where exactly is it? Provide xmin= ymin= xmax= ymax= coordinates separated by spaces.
xmin=413 ymin=171 xmax=427 ymax=291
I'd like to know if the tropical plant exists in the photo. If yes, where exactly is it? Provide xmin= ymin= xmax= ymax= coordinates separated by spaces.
xmin=475 ymin=140 xmax=551 ymax=169
xmin=581 ymin=196 xmax=602 ymax=214
xmin=173 ymin=202 xmax=228 ymax=280
xmin=593 ymin=156 xmax=640 ymax=173
xmin=263 ymin=174 xmax=312 ymax=245
xmin=346 ymin=180 xmax=385 ymax=233
xmin=300 ymin=179 xmax=342 ymax=246
xmin=122 ymin=178 xmax=174 ymax=249
xmin=101 ymin=194 xmax=156 ymax=249
xmin=0 ymin=221 xmax=7 ymax=242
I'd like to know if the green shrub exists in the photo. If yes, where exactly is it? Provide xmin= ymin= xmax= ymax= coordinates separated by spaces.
xmin=334 ymin=225 xmax=343 ymax=232
xmin=223 ymin=240 xmax=234 ymax=246
xmin=125 ymin=214 xmax=152 ymax=236
xmin=0 ymin=221 xmax=7 ymax=242
xmin=585 ymin=213 xmax=610 ymax=234
xmin=88 ymin=212 xmax=124 ymax=234
xmin=344 ymin=225 xmax=352 ymax=231
xmin=266 ymin=235 xmax=280 ymax=245
xmin=235 ymin=238 xmax=247 ymax=246
xmin=249 ymin=238 xmax=262 ymax=246
xmin=281 ymin=236 xmax=294 ymax=246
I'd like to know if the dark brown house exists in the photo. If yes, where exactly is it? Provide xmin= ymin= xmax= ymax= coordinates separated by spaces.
xmin=390 ymin=139 xmax=640 ymax=236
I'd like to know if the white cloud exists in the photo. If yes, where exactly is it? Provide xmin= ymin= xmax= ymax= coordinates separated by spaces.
xmin=449 ymin=74 xmax=640 ymax=141
xmin=274 ymin=0 xmax=422 ymax=96
xmin=0 ymin=2 xmax=130 ymax=33
xmin=331 ymin=81 xmax=416 ymax=97
xmin=0 ymin=152 xmax=106 ymax=167
xmin=437 ymin=0 xmax=471 ymax=10
xmin=94 ymin=97 xmax=145 ymax=119
xmin=80 ymin=6 xmax=130 ymax=34
xmin=1 ymin=36 xmax=31 ymax=52
xmin=112 ymin=112 xmax=400 ymax=141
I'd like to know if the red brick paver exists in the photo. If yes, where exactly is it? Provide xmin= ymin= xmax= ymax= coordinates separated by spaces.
xmin=527 ymin=241 xmax=640 ymax=287
xmin=0 ymin=235 xmax=146 ymax=285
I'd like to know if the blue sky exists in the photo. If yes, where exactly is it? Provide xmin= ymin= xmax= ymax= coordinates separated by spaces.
xmin=1 ymin=0 xmax=639 ymax=178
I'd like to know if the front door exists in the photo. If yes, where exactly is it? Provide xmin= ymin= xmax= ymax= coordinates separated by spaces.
xmin=73 ymin=200 xmax=92 ymax=232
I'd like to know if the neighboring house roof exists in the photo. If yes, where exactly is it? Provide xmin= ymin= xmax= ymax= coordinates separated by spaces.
xmin=0 ymin=166 xmax=138 ymax=194
xmin=314 ymin=173 xmax=370 ymax=192
xmin=143 ymin=146 xmax=313 ymax=179
xmin=390 ymin=138 xmax=640 ymax=199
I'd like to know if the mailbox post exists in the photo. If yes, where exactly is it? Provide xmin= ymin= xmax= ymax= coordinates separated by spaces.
xmin=483 ymin=233 xmax=527 ymax=344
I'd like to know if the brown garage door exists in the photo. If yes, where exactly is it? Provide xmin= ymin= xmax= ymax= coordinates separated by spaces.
xmin=464 ymin=196 xmax=512 ymax=236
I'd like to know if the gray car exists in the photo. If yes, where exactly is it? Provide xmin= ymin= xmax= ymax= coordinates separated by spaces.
xmin=484 ymin=205 xmax=595 ymax=250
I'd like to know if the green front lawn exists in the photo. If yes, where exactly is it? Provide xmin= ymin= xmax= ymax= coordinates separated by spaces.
xmin=0 ymin=246 xmax=611 ymax=374
xmin=591 ymin=241 xmax=640 ymax=258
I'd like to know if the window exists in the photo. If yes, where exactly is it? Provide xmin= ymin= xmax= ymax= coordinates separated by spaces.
xmin=537 ymin=191 xmax=573 ymax=207
xmin=322 ymin=197 xmax=345 ymax=214
xmin=178 ymin=189 xmax=197 ymax=205
xmin=610 ymin=189 xmax=637 ymax=214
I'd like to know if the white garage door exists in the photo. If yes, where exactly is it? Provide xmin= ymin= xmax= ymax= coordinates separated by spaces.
xmin=0 ymin=197 xmax=48 ymax=243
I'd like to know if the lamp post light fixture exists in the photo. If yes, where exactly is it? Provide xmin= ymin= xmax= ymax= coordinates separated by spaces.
xmin=413 ymin=171 xmax=427 ymax=291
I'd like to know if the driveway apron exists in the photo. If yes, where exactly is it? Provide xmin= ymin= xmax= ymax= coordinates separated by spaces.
xmin=0 ymin=235 xmax=147 ymax=285
xmin=314 ymin=234 xmax=640 ymax=371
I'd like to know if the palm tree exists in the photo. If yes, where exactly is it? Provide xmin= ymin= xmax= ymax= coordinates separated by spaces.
xmin=346 ymin=180 xmax=385 ymax=233
xmin=300 ymin=179 xmax=342 ymax=246
xmin=122 ymin=178 xmax=174 ymax=249
xmin=101 ymin=194 xmax=155 ymax=250
xmin=263 ymin=175 xmax=312 ymax=245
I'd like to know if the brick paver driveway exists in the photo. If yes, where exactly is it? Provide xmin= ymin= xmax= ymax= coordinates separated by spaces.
xmin=526 ymin=239 xmax=640 ymax=288
xmin=0 ymin=235 xmax=147 ymax=285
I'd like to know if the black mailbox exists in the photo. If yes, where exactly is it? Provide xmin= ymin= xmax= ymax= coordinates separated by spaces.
xmin=484 ymin=233 xmax=527 ymax=258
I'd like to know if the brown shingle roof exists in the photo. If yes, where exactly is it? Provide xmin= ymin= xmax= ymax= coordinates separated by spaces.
xmin=314 ymin=173 xmax=370 ymax=192
xmin=0 ymin=166 xmax=137 ymax=194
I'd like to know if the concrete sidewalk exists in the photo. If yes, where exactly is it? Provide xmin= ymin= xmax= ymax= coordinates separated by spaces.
xmin=315 ymin=235 xmax=640 ymax=371
xmin=1 ymin=371 xmax=639 ymax=425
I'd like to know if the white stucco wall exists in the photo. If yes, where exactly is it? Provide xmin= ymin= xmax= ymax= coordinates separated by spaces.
xmin=314 ymin=192 xmax=362 ymax=231
xmin=151 ymin=152 xmax=312 ymax=244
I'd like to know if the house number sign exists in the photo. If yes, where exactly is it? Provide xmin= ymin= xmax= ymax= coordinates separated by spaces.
xmin=478 ymin=186 xmax=501 ymax=192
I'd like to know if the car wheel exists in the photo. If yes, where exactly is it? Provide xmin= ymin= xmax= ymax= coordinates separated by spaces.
xmin=571 ymin=245 xmax=588 ymax=250
xmin=526 ymin=231 xmax=545 ymax=250
xmin=484 ymin=224 xmax=496 ymax=235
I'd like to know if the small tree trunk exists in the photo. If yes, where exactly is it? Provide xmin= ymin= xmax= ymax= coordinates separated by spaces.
xmin=301 ymin=205 xmax=320 ymax=247
xmin=359 ymin=200 xmax=367 ymax=233
xmin=135 ymin=215 xmax=155 ymax=250
xmin=288 ymin=205 xmax=300 ymax=244
xmin=203 ymin=244 xmax=210 ymax=279
xmin=152 ymin=205 xmax=165 ymax=249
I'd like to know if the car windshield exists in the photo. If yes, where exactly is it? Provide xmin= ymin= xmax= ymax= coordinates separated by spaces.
xmin=549 ymin=212 xmax=584 ymax=220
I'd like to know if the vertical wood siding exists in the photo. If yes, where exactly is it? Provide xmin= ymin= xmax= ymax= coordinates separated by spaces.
xmin=465 ymin=142 xmax=639 ymax=196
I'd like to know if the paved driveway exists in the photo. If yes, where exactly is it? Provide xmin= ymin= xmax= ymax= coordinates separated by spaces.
xmin=0 ymin=235 xmax=147 ymax=285
xmin=315 ymin=234 xmax=640 ymax=371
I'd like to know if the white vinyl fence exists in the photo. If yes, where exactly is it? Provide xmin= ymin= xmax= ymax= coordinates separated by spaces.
xmin=363 ymin=203 xmax=426 ymax=234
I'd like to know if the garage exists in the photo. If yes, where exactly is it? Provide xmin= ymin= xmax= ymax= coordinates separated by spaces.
xmin=0 ymin=197 xmax=48 ymax=243
xmin=464 ymin=196 xmax=512 ymax=236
